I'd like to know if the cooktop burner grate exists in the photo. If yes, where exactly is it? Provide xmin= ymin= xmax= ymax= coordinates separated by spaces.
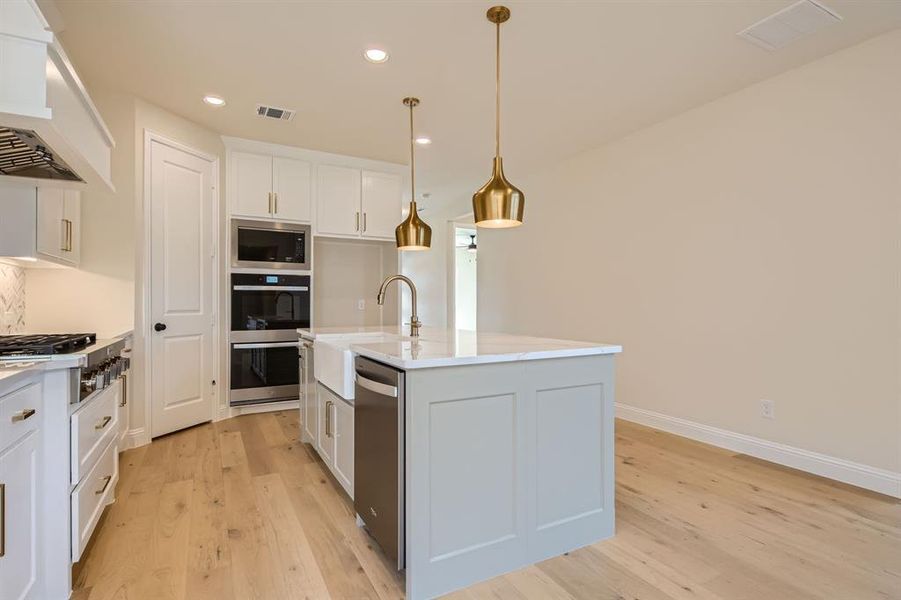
xmin=0 ymin=333 xmax=97 ymax=356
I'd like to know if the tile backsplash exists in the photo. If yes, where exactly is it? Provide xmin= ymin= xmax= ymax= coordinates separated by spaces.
xmin=0 ymin=263 xmax=25 ymax=333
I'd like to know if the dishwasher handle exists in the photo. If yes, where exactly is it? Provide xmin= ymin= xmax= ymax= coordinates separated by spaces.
xmin=355 ymin=373 xmax=398 ymax=398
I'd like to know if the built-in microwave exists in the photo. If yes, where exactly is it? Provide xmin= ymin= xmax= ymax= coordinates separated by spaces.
xmin=231 ymin=219 xmax=311 ymax=271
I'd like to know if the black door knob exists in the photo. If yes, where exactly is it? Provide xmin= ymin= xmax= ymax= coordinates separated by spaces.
xmin=154 ymin=322 xmax=167 ymax=332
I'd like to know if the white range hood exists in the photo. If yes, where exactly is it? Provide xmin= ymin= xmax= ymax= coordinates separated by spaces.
xmin=0 ymin=0 xmax=114 ymax=191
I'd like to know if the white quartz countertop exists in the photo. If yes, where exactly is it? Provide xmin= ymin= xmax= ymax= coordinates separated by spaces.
xmin=298 ymin=326 xmax=621 ymax=370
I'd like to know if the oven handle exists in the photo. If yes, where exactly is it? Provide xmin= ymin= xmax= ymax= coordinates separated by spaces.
xmin=232 ymin=285 xmax=309 ymax=292
xmin=232 ymin=342 xmax=301 ymax=349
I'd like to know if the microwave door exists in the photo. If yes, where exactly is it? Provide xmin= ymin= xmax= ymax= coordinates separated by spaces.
xmin=231 ymin=220 xmax=311 ymax=270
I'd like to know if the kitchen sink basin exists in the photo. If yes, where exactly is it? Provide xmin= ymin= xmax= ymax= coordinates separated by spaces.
xmin=313 ymin=333 xmax=407 ymax=400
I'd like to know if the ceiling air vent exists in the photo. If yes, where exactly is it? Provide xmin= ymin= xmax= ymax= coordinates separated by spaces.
xmin=255 ymin=104 xmax=296 ymax=121
xmin=738 ymin=0 xmax=842 ymax=51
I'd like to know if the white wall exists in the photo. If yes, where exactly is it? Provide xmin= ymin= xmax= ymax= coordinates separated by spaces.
xmin=477 ymin=30 xmax=901 ymax=473
xmin=454 ymin=244 xmax=477 ymax=331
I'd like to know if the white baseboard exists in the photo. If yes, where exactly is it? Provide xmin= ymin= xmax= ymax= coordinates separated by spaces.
xmin=124 ymin=427 xmax=150 ymax=449
xmin=615 ymin=403 xmax=901 ymax=499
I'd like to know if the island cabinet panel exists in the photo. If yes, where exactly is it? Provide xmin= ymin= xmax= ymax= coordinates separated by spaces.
xmin=526 ymin=356 xmax=615 ymax=562
xmin=404 ymin=355 xmax=615 ymax=600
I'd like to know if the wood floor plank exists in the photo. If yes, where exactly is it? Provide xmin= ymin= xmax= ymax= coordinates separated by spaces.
xmin=72 ymin=414 xmax=901 ymax=600
xmin=253 ymin=473 xmax=333 ymax=599
xmin=301 ymin=460 xmax=405 ymax=600
xmin=184 ymin=423 xmax=235 ymax=600
xmin=286 ymin=481 xmax=383 ymax=599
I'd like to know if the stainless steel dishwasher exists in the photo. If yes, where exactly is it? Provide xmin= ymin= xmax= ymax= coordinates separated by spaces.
xmin=354 ymin=356 xmax=405 ymax=570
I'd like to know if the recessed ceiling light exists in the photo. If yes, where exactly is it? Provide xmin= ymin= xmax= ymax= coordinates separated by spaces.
xmin=415 ymin=137 xmax=432 ymax=145
xmin=203 ymin=95 xmax=226 ymax=106
xmin=363 ymin=48 xmax=389 ymax=63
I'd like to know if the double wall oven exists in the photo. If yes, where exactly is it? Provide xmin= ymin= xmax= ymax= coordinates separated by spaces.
xmin=229 ymin=271 xmax=310 ymax=406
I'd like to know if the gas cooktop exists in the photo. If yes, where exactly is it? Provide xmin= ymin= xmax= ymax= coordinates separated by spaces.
xmin=0 ymin=333 xmax=97 ymax=357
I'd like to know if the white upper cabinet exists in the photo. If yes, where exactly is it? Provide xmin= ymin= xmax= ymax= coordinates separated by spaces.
xmin=36 ymin=187 xmax=66 ymax=260
xmin=230 ymin=151 xmax=311 ymax=222
xmin=361 ymin=171 xmax=403 ymax=240
xmin=316 ymin=166 xmax=402 ymax=241
xmin=0 ymin=184 xmax=80 ymax=267
xmin=272 ymin=157 xmax=312 ymax=222
xmin=36 ymin=188 xmax=80 ymax=265
xmin=231 ymin=151 xmax=272 ymax=219
xmin=223 ymin=138 xmax=403 ymax=240
xmin=63 ymin=190 xmax=81 ymax=264
xmin=316 ymin=165 xmax=362 ymax=237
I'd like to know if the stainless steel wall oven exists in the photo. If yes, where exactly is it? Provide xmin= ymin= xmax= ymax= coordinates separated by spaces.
xmin=229 ymin=273 xmax=310 ymax=406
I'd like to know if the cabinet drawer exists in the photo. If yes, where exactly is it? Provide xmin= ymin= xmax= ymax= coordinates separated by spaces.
xmin=0 ymin=380 xmax=42 ymax=450
xmin=71 ymin=381 xmax=119 ymax=484
xmin=71 ymin=437 xmax=118 ymax=563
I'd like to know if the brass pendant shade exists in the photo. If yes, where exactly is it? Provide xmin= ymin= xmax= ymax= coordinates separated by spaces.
xmin=396 ymin=97 xmax=432 ymax=251
xmin=473 ymin=5 xmax=524 ymax=229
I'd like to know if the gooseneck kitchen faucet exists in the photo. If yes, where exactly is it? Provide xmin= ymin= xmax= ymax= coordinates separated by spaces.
xmin=377 ymin=275 xmax=421 ymax=337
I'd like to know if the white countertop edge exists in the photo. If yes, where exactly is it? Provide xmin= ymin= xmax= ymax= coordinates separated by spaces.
xmin=351 ymin=344 xmax=623 ymax=370
xmin=0 ymin=357 xmax=81 ymax=391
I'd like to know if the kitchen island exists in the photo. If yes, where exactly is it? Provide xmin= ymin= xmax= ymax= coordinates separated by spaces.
xmin=299 ymin=326 xmax=622 ymax=600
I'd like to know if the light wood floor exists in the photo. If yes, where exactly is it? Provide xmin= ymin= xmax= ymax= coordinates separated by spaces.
xmin=71 ymin=412 xmax=900 ymax=600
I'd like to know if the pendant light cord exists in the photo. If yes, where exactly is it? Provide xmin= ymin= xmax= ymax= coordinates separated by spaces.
xmin=409 ymin=101 xmax=416 ymax=206
xmin=495 ymin=20 xmax=501 ymax=158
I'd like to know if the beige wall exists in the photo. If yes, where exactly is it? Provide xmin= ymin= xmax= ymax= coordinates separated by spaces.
xmin=313 ymin=238 xmax=398 ymax=327
xmin=477 ymin=30 xmax=901 ymax=472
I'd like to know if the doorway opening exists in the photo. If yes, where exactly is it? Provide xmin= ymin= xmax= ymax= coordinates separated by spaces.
xmin=453 ymin=225 xmax=477 ymax=331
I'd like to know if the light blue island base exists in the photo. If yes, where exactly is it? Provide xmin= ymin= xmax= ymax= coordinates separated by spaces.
xmin=403 ymin=354 xmax=616 ymax=599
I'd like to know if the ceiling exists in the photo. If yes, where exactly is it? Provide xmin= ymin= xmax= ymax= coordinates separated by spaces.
xmin=45 ymin=1 xmax=901 ymax=211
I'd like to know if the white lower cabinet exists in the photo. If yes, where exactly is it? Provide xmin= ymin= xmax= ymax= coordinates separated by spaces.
xmin=71 ymin=380 xmax=119 ymax=484
xmin=332 ymin=395 xmax=354 ymax=495
xmin=0 ymin=378 xmax=43 ymax=600
xmin=313 ymin=383 xmax=353 ymax=497
xmin=70 ymin=438 xmax=118 ymax=563
xmin=69 ymin=380 xmax=121 ymax=563
xmin=302 ymin=376 xmax=317 ymax=444
xmin=0 ymin=430 xmax=39 ymax=600
xmin=316 ymin=384 xmax=336 ymax=465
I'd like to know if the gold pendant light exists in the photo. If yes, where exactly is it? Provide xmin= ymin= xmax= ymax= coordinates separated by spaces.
xmin=396 ymin=97 xmax=432 ymax=251
xmin=472 ymin=5 xmax=524 ymax=229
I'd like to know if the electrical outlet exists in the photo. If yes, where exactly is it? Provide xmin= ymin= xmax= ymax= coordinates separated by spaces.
xmin=760 ymin=399 xmax=775 ymax=419
xmin=357 ymin=299 xmax=366 ymax=311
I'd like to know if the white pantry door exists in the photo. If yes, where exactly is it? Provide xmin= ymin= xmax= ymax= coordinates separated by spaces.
xmin=149 ymin=138 xmax=216 ymax=438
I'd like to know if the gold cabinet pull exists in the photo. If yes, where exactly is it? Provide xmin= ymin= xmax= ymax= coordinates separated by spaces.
xmin=60 ymin=219 xmax=67 ymax=251
xmin=11 ymin=408 xmax=36 ymax=423
xmin=355 ymin=212 xmax=360 ymax=232
xmin=67 ymin=219 xmax=73 ymax=251
xmin=273 ymin=192 xmax=278 ymax=214
xmin=268 ymin=191 xmax=273 ymax=213
xmin=95 ymin=415 xmax=113 ymax=430
xmin=363 ymin=212 xmax=367 ymax=232
xmin=95 ymin=475 xmax=112 ymax=495
xmin=0 ymin=482 xmax=5 ymax=557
